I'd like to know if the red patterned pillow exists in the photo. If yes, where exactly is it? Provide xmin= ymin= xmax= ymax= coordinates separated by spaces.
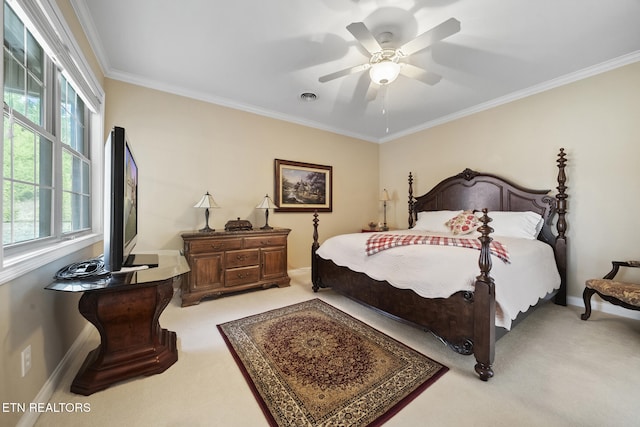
xmin=445 ymin=210 xmax=479 ymax=235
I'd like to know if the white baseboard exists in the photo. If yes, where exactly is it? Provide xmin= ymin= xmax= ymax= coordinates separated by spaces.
xmin=16 ymin=323 xmax=93 ymax=427
xmin=288 ymin=267 xmax=310 ymax=275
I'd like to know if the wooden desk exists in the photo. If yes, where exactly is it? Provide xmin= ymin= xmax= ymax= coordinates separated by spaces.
xmin=46 ymin=251 xmax=189 ymax=395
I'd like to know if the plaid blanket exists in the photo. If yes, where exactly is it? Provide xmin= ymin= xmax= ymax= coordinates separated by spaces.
xmin=365 ymin=233 xmax=510 ymax=263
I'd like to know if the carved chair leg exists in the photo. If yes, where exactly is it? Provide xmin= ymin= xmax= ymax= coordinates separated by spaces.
xmin=581 ymin=287 xmax=596 ymax=320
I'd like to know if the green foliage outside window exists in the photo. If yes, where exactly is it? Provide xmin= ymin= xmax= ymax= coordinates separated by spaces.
xmin=2 ymin=2 xmax=91 ymax=247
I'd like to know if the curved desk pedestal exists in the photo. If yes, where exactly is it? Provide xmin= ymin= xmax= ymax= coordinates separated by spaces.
xmin=46 ymin=252 xmax=189 ymax=395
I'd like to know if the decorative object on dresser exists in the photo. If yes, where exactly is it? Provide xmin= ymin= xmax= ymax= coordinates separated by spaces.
xmin=181 ymin=228 xmax=290 ymax=306
xmin=225 ymin=218 xmax=253 ymax=231
xmin=255 ymin=194 xmax=277 ymax=230
xmin=274 ymin=159 xmax=333 ymax=212
xmin=582 ymin=260 xmax=640 ymax=320
xmin=194 ymin=191 xmax=220 ymax=232
xmin=380 ymin=188 xmax=390 ymax=231
xmin=218 ymin=299 xmax=448 ymax=427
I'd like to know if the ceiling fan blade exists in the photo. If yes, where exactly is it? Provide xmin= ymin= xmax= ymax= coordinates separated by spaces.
xmin=346 ymin=22 xmax=382 ymax=55
xmin=352 ymin=73 xmax=378 ymax=104
xmin=364 ymin=83 xmax=378 ymax=103
xmin=400 ymin=64 xmax=442 ymax=85
xmin=318 ymin=63 xmax=370 ymax=83
xmin=399 ymin=18 xmax=460 ymax=56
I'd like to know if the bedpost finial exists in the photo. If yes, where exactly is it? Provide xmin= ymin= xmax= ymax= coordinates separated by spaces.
xmin=312 ymin=210 xmax=319 ymax=247
xmin=557 ymin=148 xmax=567 ymax=167
xmin=555 ymin=149 xmax=567 ymax=240
xmin=408 ymin=172 xmax=415 ymax=229
xmin=476 ymin=209 xmax=494 ymax=281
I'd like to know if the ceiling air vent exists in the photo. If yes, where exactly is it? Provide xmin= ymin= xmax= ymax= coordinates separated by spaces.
xmin=299 ymin=92 xmax=317 ymax=102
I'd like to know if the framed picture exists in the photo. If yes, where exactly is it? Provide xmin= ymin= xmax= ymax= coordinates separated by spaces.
xmin=274 ymin=159 xmax=332 ymax=212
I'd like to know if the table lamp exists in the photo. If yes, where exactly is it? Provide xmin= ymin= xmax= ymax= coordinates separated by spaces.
xmin=194 ymin=191 xmax=219 ymax=232
xmin=256 ymin=194 xmax=277 ymax=230
xmin=380 ymin=189 xmax=390 ymax=231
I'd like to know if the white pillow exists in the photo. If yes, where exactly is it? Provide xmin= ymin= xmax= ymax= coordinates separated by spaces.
xmin=413 ymin=210 xmax=463 ymax=233
xmin=476 ymin=211 xmax=543 ymax=240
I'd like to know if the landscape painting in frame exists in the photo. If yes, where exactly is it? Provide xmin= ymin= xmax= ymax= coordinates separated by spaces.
xmin=274 ymin=159 xmax=332 ymax=212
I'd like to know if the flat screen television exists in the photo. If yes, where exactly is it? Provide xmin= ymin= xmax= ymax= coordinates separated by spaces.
xmin=103 ymin=126 xmax=140 ymax=272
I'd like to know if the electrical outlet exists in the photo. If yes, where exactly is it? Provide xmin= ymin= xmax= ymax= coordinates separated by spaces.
xmin=21 ymin=345 xmax=31 ymax=377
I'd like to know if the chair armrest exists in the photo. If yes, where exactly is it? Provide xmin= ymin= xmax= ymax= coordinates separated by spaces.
xmin=603 ymin=261 xmax=640 ymax=279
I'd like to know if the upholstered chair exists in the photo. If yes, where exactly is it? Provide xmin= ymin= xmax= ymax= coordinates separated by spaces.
xmin=582 ymin=260 xmax=640 ymax=320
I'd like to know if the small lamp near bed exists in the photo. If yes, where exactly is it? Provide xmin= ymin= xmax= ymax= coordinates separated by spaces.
xmin=380 ymin=189 xmax=390 ymax=231
xmin=256 ymin=194 xmax=277 ymax=230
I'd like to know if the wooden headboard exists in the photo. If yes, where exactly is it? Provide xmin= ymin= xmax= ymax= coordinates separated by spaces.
xmin=408 ymin=148 xmax=568 ymax=304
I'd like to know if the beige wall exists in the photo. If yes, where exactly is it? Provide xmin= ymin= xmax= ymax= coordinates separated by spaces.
xmin=0 ymin=245 xmax=102 ymax=426
xmin=103 ymin=79 xmax=380 ymax=269
xmin=380 ymin=61 xmax=640 ymax=311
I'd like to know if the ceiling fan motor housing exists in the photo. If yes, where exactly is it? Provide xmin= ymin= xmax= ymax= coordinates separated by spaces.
xmin=369 ymin=49 xmax=402 ymax=84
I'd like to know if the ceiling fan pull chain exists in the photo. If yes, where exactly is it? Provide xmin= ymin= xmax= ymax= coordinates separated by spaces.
xmin=382 ymin=86 xmax=390 ymax=134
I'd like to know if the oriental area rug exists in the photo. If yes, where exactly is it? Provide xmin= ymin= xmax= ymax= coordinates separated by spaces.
xmin=217 ymin=299 xmax=448 ymax=427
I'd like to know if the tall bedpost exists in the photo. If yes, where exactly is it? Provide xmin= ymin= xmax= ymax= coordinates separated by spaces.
xmin=554 ymin=148 xmax=568 ymax=306
xmin=473 ymin=209 xmax=495 ymax=381
xmin=408 ymin=172 xmax=415 ymax=228
xmin=311 ymin=210 xmax=320 ymax=292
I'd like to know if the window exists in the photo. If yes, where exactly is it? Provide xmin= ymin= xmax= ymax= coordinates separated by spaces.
xmin=60 ymin=75 xmax=91 ymax=234
xmin=3 ymin=2 xmax=56 ymax=247
xmin=1 ymin=0 xmax=104 ymax=280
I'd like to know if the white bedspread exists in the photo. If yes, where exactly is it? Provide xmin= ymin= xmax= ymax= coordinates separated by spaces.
xmin=316 ymin=230 xmax=561 ymax=329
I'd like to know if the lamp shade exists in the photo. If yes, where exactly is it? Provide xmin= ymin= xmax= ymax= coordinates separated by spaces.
xmin=256 ymin=194 xmax=277 ymax=210
xmin=380 ymin=189 xmax=390 ymax=202
xmin=194 ymin=191 xmax=219 ymax=209
xmin=369 ymin=60 xmax=401 ymax=85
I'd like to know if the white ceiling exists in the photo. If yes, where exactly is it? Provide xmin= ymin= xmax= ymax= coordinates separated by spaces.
xmin=72 ymin=0 xmax=640 ymax=143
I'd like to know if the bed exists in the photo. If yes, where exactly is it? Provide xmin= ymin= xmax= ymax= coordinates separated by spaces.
xmin=311 ymin=149 xmax=568 ymax=381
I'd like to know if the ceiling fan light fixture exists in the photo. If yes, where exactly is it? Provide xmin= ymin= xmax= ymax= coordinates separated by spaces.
xmin=369 ymin=60 xmax=401 ymax=85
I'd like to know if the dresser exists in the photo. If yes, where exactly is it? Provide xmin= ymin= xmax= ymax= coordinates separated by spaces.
xmin=181 ymin=228 xmax=290 ymax=306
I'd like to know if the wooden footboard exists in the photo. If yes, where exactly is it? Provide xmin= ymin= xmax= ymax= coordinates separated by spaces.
xmin=314 ymin=258 xmax=476 ymax=351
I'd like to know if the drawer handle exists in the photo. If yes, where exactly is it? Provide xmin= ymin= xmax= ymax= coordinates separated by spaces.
xmin=211 ymin=244 xmax=225 ymax=250
xmin=260 ymin=240 xmax=271 ymax=246
xmin=236 ymin=272 xmax=249 ymax=279
xmin=236 ymin=255 xmax=247 ymax=261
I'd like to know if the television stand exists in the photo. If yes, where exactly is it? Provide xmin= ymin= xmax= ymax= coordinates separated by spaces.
xmin=45 ymin=251 xmax=189 ymax=395
xmin=125 ymin=253 xmax=159 ymax=268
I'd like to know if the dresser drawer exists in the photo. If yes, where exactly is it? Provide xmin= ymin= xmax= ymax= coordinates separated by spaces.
xmin=225 ymin=249 xmax=259 ymax=269
xmin=225 ymin=266 xmax=260 ymax=287
xmin=187 ymin=238 xmax=243 ymax=254
xmin=244 ymin=235 xmax=287 ymax=249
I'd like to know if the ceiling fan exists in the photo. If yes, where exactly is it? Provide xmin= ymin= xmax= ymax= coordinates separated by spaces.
xmin=319 ymin=17 xmax=460 ymax=87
